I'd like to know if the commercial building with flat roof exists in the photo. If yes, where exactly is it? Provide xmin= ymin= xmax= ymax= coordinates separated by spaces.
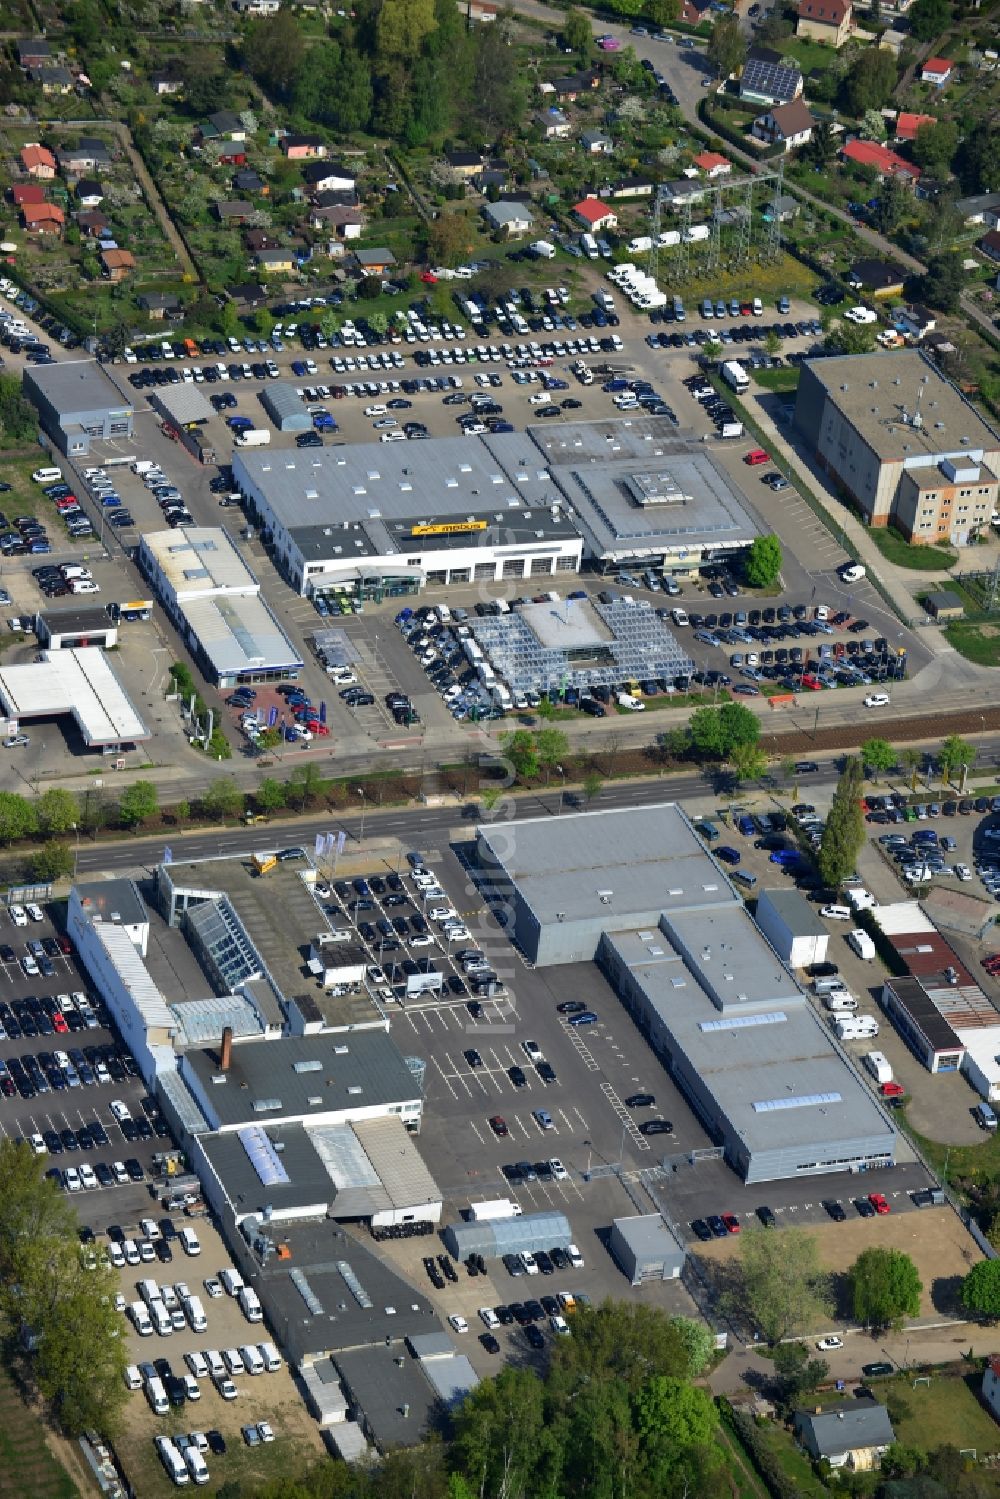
xmin=755 ymin=887 xmax=830 ymax=969
xmin=233 ymin=432 xmax=584 ymax=597
xmin=261 ymin=383 xmax=313 ymax=432
xmin=22 ymin=359 xmax=134 ymax=457
xmin=474 ymin=805 xmax=897 ymax=1183
xmin=35 ymin=607 xmax=117 ymax=651
xmin=138 ymin=529 xmax=302 ymax=686
xmin=609 ymin=1215 xmax=686 ymax=1284
xmin=794 ymin=350 xmax=1000 ymax=543
xmin=531 ymin=418 xmax=762 ymax=575
xmin=0 ymin=647 xmax=148 ymax=748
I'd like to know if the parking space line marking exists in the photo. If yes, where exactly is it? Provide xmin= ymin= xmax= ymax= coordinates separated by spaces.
xmin=469 ymin=1121 xmax=486 ymax=1145
xmin=429 ymin=1056 xmax=459 ymax=1101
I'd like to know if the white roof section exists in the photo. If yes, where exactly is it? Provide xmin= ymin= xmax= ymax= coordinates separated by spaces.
xmin=181 ymin=592 xmax=302 ymax=678
xmin=352 ymin=1117 xmax=442 ymax=1213
xmin=0 ymin=647 xmax=148 ymax=746
xmin=872 ymin=902 xmax=936 ymax=936
xmin=142 ymin=528 xmax=258 ymax=598
xmin=90 ymin=919 xmax=176 ymax=1033
xmin=158 ymin=1066 xmax=211 ymax=1133
xmin=170 ymin=994 xmax=265 ymax=1047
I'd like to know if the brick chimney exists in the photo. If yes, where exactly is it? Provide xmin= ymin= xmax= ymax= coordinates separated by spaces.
xmin=220 ymin=1026 xmax=233 ymax=1072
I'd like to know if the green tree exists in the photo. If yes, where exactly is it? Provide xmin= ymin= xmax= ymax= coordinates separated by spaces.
xmin=30 ymin=1249 xmax=128 ymax=1435
xmin=744 ymin=534 xmax=783 ymax=588
xmin=770 ymin=1341 xmax=830 ymax=1414
xmin=818 ymin=757 xmax=865 ymax=886
xmin=826 ymin=318 xmax=879 ymax=355
xmin=427 ymin=211 xmax=473 ymax=267
xmin=451 ymin=1366 xmax=548 ymax=1499
xmin=648 ymin=0 xmax=681 ymax=22
xmin=908 ymin=0 xmax=951 ymax=40
xmin=287 ymin=763 xmax=328 ymax=809
xmin=764 ymin=328 xmax=782 ymax=356
xmin=860 ymin=107 xmax=888 ymax=141
xmin=548 ymin=1301 xmax=690 ymax=1394
xmin=960 ymin=1258 xmax=1000 ymax=1321
xmin=843 ymin=47 xmax=897 ymax=113
xmin=582 ymin=770 xmax=603 ymax=804
xmin=563 ymin=6 xmax=593 ymax=55
xmin=873 ymin=173 xmax=910 ymax=234
xmin=730 ymin=1227 xmax=833 ymax=1345
xmin=707 ymin=13 xmax=747 ymax=79
xmin=809 ymin=120 xmax=836 ymax=168
xmin=0 ymin=791 xmax=36 ymax=845
xmin=118 ymin=780 xmax=158 ymax=829
xmin=860 ymin=737 xmax=896 ymax=778
xmin=254 ymin=777 xmax=286 ymax=812
xmin=201 ymin=777 xmax=244 ymax=821
xmin=0 ymin=375 xmax=38 ymax=445
xmin=718 ymin=700 xmax=760 ymax=753
xmin=294 ymin=42 xmax=373 ymax=132
xmin=730 ymin=742 xmax=768 ymax=782
xmin=912 ymin=119 xmax=959 ymax=180
xmin=256 ymin=727 xmax=282 ymax=752
xmin=37 ymin=788 xmax=79 ymax=837
xmin=916 ymin=252 xmax=964 ymax=312
xmin=633 ymin=1376 xmax=719 ymax=1490
xmin=688 ymin=705 xmax=727 ymax=758
xmin=376 ymin=0 xmax=438 ymax=59
xmin=851 ymin=1246 xmax=922 ymax=1331
xmin=535 ymin=727 xmax=570 ymax=780
xmin=502 ymin=729 xmax=540 ymax=780
xmin=31 ymin=841 xmax=74 ymax=883
xmin=207 ymin=726 xmax=232 ymax=760
xmin=242 ymin=9 xmax=305 ymax=98
xmin=471 ymin=17 xmax=526 ymax=134
xmin=668 ymin=1316 xmax=715 ymax=1377
xmin=939 ymin=734 xmax=973 ymax=781
xmin=0 ymin=1138 xmax=76 ymax=1291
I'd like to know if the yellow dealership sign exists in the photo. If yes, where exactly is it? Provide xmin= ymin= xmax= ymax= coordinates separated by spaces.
xmin=411 ymin=520 xmax=488 ymax=537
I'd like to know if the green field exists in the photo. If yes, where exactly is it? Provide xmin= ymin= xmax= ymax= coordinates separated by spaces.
xmin=0 ymin=1370 xmax=77 ymax=1498
xmin=944 ymin=620 xmax=1000 ymax=668
xmin=753 ymin=367 xmax=800 ymax=393
xmin=890 ymin=1371 xmax=1000 ymax=1457
xmin=868 ymin=526 xmax=957 ymax=572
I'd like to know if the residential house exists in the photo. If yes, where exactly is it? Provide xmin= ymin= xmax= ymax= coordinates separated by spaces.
xmin=138 ymin=292 xmax=181 ymax=320
xmin=537 ymin=108 xmax=570 ymax=140
xmin=309 ymin=193 xmax=362 ymax=228
xmin=665 ymin=178 xmax=707 ymax=207
xmin=31 ymin=66 xmax=74 ymax=94
xmin=607 ymin=175 xmax=654 ymax=199
xmin=896 ymin=304 xmax=936 ymax=340
xmin=303 ymin=162 xmax=355 ymax=194
xmin=920 ymin=56 xmax=953 ymax=86
xmin=254 ymin=247 xmax=295 ymax=274
xmin=751 ymin=97 xmax=815 ymax=150
xmin=217 ymin=147 xmax=247 ymax=167
xmin=761 ymin=193 xmax=800 ymax=222
xmin=202 ymin=110 xmax=247 ymax=144
xmin=10 ymin=184 xmax=46 ymax=207
xmin=229 ymin=283 xmax=266 ymax=308
xmin=482 ymin=200 xmax=534 ymax=237
xmin=848 ymin=256 xmax=907 ymax=295
xmin=573 ymin=196 xmax=617 ymax=231
xmin=281 ymin=135 xmax=327 ymax=160
xmin=151 ymin=72 xmax=182 ymax=96
xmin=75 ymin=179 xmax=104 ymax=208
xmin=58 ymin=140 xmax=112 ymax=173
xmin=796 ymin=0 xmax=852 ymax=46
xmin=980 ymin=230 xmax=1000 ymax=263
xmin=444 ymin=149 xmax=484 ymax=178
xmin=680 ymin=0 xmax=712 ymax=23
xmin=233 ymin=169 xmax=266 ymax=195
xmin=100 ymin=247 xmax=135 ymax=281
xmin=476 ymin=168 xmax=509 ymax=192
xmin=354 ymin=247 xmax=396 ymax=274
xmin=16 ymin=38 xmax=51 ymax=69
xmin=244 ymin=227 xmax=280 ymax=254
xmin=894 ymin=111 xmax=936 ymax=142
xmin=462 ymin=0 xmax=498 ymax=20
xmin=693 ymin=150 xmax=732 ymax=178
xmin=20 ymin=144 xmax=56 ymax=180
xmin=879 ymin=26 xmax=908 ymax=53
xmin=552 ymin=69 xmax=599 ymax=102
xmin=321 ymin=205 xmax=364 ymax=240
xmin=581 ymin=130 xmax=612 ymax=154
xmin=21 ymin=202 xmax=64 ymax=234
xmin=232 ymin=0 xmax=281 ymax=11
xmin=794 ymin=1402 xmax=894 ymax=1471
xmin=739 ymin=52 xmax=804 ymax=105
xmin=840 ymin=138 xmax=921 ymax=183
xmin=77 ymin=209 xmax=110 ymax=238
xmin=957 ymin=191 xmax=1000 ymax=228
xmin=214 ymin=200 xmax=254 ymax=225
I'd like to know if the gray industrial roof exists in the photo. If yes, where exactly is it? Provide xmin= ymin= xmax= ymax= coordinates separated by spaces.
xmin=37 ymin=606 xmax=114 ymax=639
xmin=758 ymin=887 xmax=829 ymax=938
xmin=262 ymin=383 xmax=313 ymax=431
xmin=477 ymin=803 xmax=735 ymax=928
xmin=24 ymin=359 xmax=132 ymax=416
xmin=336 ymin=1345 xmax=438 ymax=1450
xmin=151 ymin=384 xmax=214 ymax=426
xmin=798 ymin=350 xmax=1000 ymax=462
xmin=74 ymin=877 xmax=148 ymax=930
xmin=668 ymin=904 xmax=803 ymax=1012
xmin=181 ymin=592 xmax=303 ymax=678
xmin=528 ymin=418 xmax=761 ymax=558
xmin=170 ymin=994 xmax=265 ymax=1047
xmin=183 ymin=1030 xmax=421 ymax=1128
xmin=604 ymin=923 xmax=895 ymax=1157
xmin=414 ymin=1349 xmax=479 ymax=1409
xmin=612 ymin=1213 xmax=685 ymax=1261
xmin=796 ymin=1401 xmax=894 ymax=1456
xmin=198 ymin=1123 xmax=333 ymax=1217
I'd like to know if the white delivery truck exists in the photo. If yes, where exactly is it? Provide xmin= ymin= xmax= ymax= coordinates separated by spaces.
xmin=183 ymin=1294 xmax=207 ymax=1333
xmin=627 ymin=236 xmax=653 ymax=254
xmin=470 ymin=1198 xmax=523 ymax=1222
xmin=146 ymin=1375 xmax=169 ymax=1416
xmin=238 ymin=1285 xmax=263 ymax=1323
xmin=847 ymin=928 xmax=876 ymax=961
xmin=721 ymin=360 xmax=750 ymax=396
xmin=683 ymin=224 xmax=710 ymax=243
xmin=234 ymin=428 xmax=270 ymax=447
xmin=581 ymin=234 xmax=599 ymax=260
xmin=834 ymin=1015 xmax=879 ymax=1040
xmin=593 ymin=290 xmax=615 ymax=312
xmin=719 ymin=421 xmax=744 ymax=439
xmin=864 ymin=1051 xmax=893 ymax=1085
xmin=530 ymin=240 xmax=556 ymax=259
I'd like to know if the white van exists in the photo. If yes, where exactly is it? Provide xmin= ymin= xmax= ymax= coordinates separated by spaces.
xmin=864 ymin=693 xmax=889 ymax=709
xmin=184 ymin=1294 xmax=207 ymax=1333
xmin=155 ymin=1435 xmax=189 ymax=1485
xmin=240 ymin=1344 xmax=265 ymax=1375
xmin=146 ymin=1376 xmax=169 ymax=1416
xmin=152 ymin=1302 xmax=173 ymax=1337
xmin=179 ymin=1227 xmax=201 ymax=1257
xmin=130 ymin=1300 xmax=153 ymax=1336
xmin=32 ymin=467 xmax=63 ymax=484
xmin=185 ymin=1447 xmax=209 ymax=1486
xmin=259 ymin=1341 xmax=282 ymax=1373
xmin=238 ymin=1285 xmax=263 ymax=1323
xmin=671 ymin=607 xmax=689 ymax=627
xmin=823 ymin=991 xmax=858 ymax=1013
xmin=139 ymin=1278 xmax=162 ymax=1308
xmin=220 ymin=1266 xmax=244 ymax=1296
xmin=123 ymin=1363 xmax=142 ymax=1390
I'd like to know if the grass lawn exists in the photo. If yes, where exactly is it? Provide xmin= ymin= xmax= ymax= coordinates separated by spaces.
xmin=754 ymin=1422 xmax=829 ymax=1499
xmin=716 ymin=1423 xmax=770 ymax=1498
xmin=868 ymin=526 xmax=957 ymax=571
xmin=676 ymin=252 xmax=818 ymax=305
xmin=753 ymin=367 xmax=800 ymax=393
xmin=899 ymin=1105 xmax=1000 ymax=1183
xmin=780 ymin=36 xmax=845 ymax=74
xmin=889 ymin=1371 xmax=1000 ymax=1457
xmin=0 ymin=1370 xmax=77 ymax=1498
xmin=944 ymin=620 xmax=1000 ymax=668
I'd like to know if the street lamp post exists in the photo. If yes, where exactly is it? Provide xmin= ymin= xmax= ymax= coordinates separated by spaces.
xmin=71 ymin=823 xmax=80 ymax=880
xmin=555 ymin=764 xmax=565 ymax=815
xmin=356 ymin=787 xmax=366 ymax=843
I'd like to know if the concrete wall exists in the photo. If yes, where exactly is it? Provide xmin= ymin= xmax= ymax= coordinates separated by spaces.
xmin=795 ymin=365 xmax=895 ymax=524
xmin=754 ymin=891 xmax=828 ymax=969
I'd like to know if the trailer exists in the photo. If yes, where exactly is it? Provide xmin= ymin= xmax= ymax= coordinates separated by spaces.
xmin=721 ymin=361 xmax=750 ymax=396
xmin=469 ymin=1198 xmax=522 ymax=1222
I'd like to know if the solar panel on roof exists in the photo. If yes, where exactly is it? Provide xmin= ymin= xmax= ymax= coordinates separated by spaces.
xmin=741 ymin=56 xmax=801 ymax=100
